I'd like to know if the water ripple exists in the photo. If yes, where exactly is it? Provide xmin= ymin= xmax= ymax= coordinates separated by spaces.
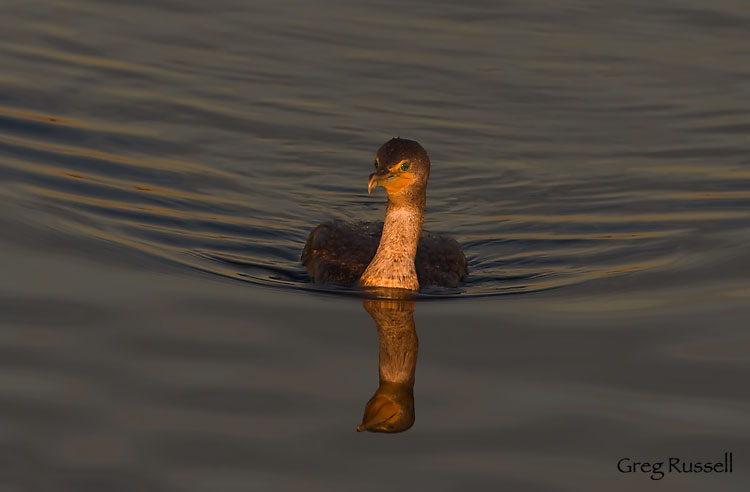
xmin=1 ymin=0 xmax=749 ymax=299
xmin=2 ymin=102 xmax=747 ymax=299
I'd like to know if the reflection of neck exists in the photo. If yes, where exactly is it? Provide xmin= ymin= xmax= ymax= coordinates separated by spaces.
xmin=360 ymin=298 xmax=419 ymax=433
xmin=360 ymin=188 xmax=425 ymax=291
xmin=364 ymin=299 xmax=419 ymax=386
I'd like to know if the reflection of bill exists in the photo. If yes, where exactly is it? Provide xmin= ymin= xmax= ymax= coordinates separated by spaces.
xmin=357 ymin=296 xmax=418 ymax=433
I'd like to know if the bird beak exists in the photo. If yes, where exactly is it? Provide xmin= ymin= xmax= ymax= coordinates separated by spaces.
xmin=368 ymin=171 xmax=388 ymax=194
xmin=368 ymin=168 xmax=414 ymax=195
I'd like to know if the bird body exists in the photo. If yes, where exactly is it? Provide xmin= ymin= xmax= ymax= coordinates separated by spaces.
xmin=302 ymin=219 xmax=466 ymax=288
xmin=302 ymin=138 xmax=467 ymax=291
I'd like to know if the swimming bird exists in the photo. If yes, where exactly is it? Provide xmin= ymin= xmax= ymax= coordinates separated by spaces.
xmin=302 ymin=138 xmax=467 ymax=291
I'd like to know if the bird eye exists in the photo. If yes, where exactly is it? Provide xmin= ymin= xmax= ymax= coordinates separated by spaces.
xmin=374 ymin=160 xmax=378 ymax=169
xmin=401 ymin=162 xmax=410 ymax=171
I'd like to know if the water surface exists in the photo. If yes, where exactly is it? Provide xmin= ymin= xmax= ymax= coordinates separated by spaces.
xmin=0 ymin=0 xmax=749 ymax=490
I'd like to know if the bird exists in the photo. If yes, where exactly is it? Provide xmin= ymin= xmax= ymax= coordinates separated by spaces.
xmin=301 ymin=138 xmax=467 ymax=291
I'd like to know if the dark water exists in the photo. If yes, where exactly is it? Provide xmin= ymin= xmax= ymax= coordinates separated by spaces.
xmin=1 ymin=0 xmax=749 ymax=490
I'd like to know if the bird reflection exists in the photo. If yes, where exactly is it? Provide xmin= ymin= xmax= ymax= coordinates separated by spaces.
xmin=357 ymin=292 xmax=419 ymax=433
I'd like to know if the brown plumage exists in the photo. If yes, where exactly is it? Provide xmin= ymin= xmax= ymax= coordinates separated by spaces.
xmin=302 ymin=220 xmax=467 ymax=288
xmin=301 ymin=138 xmax=467 ymax=291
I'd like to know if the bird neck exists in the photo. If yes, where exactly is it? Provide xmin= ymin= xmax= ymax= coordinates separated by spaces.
xmin=360 ymin=189 xmax=425 ymax=291
xmin=382 ymin=198 xmax=424 ymax=259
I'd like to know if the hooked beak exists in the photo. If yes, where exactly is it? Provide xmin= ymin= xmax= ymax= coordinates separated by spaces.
xmin=368 ymin=167 xmax=414 ymax=195
xmin=367 ymin=170 xmax=390 ymax=194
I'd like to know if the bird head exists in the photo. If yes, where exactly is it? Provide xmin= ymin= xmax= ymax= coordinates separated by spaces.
xmin=368 ymin=138 xmax=430 ymax=197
